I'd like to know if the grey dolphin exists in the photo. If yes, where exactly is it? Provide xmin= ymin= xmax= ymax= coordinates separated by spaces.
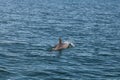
xmin=52 ymin=38 xmax=70 ymax=51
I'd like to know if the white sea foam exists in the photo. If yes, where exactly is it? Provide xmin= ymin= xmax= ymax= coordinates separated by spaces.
xmin=64 ymin=41 xmax=75 ymax=47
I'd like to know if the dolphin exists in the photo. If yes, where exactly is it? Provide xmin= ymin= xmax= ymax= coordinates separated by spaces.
xmin=52 ymin=38 xmax=70 ymax=51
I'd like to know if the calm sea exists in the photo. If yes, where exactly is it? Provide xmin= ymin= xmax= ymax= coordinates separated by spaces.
xmin=0 ymin=0 xmax=120 ymax=80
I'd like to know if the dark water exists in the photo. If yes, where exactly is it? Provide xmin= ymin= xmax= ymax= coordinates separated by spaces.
xmin=0 ymin=0 xmax=120 ymax=80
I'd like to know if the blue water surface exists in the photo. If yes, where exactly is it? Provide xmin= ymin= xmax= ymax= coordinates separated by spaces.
xmin=0 ymin=0 xmax=120 ymax=80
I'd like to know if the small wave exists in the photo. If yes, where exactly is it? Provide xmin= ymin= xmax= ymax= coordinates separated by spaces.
xmin=0 ymin=68 xmax=14 ymax=76
xmin=22 ymin=71 xmax=50 ymax=77
xmin=0 ymin=68 xmax=10 ymax=74
xmin=0 ymin=40 xmax=28 ymax=46
xmin=98 ymin=51 xmax=114 ymax=56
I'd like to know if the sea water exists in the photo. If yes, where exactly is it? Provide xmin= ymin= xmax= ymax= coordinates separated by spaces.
xmin=0 ymin=0 xmax=120 ymax=80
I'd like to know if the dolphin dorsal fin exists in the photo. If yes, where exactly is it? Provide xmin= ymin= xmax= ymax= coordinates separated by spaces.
xmin=59 ymin=37 xmax=62 ymax=44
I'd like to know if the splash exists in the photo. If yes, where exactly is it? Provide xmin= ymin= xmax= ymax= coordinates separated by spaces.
xmin=64 ymin=41 xmax=75 ymax=47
